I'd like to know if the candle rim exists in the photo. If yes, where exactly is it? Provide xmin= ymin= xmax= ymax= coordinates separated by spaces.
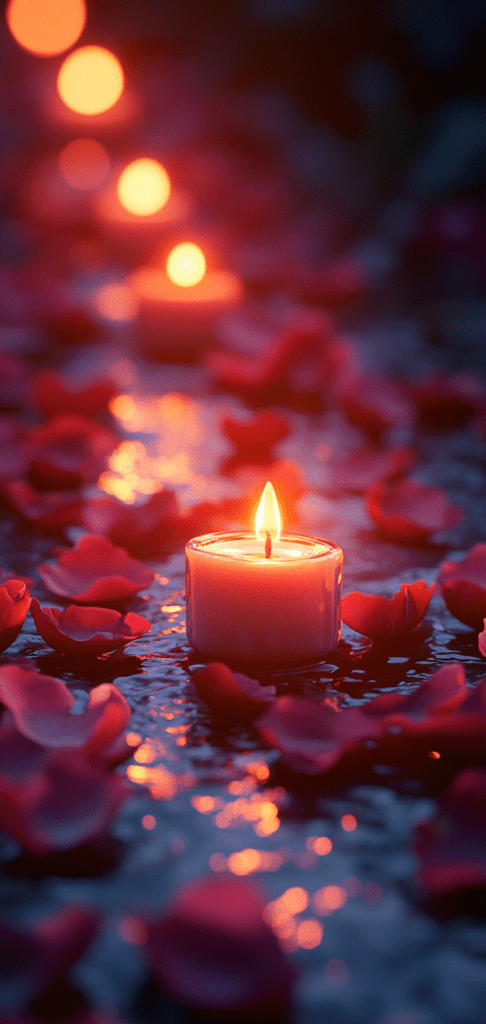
xmin=185 ymin=530 xmax=342 ymax=561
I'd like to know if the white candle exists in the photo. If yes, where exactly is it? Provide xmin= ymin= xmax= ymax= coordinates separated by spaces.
xmin=185 ymin=483 xmax=342 ymax=666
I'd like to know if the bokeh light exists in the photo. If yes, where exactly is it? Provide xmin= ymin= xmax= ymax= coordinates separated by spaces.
xmin=58 ymin=138 xmax=110 ymax=190
xmin=166 ymin=243 xmax=206 ymax=287
xmin=57 ymin=46 xmax=124 ymax=115
xmin=6 ymin=0 xmax=86 ymax=56
xmin=117 ymin=159 xmax=171 ymax=216
xmin=93 ymin=282 xmax=139 ymax=322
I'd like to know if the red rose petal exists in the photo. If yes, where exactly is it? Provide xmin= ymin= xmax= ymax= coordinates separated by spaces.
xmin=410 ymin=372 xmax=486 ymax=430
xmin=342 ymin=581 xmax=434 ymax=640
xmin=365 ymin=664 xmax=467 ymax=720
xmin=367 ymin=479 xmax=463 ymax=541
xmin=0 ymin=906 xmax=98 ymax=1011
xmin=0 ymin=579 xmax=31 ymax=652
xmin=439 ymin=544 xmax=486 ymax=629
xmin=27 ymin=414 xmax=119 ymax=490
xmin=0 ymin=749 xmax=127 ymax=852
xmin=256 ymin=696 xmax=380 ymax=774
xmin=192 ymin=662 xmax=276 ymax=719
xmin=39 ymin=534 xmax=154 ymax=604
xmin=338 ymin=373 xmax=415 ymax=440
xmin=327 ymin=445 xmax=417 ymax=492
xmin=146 ymin=875 xmax=294 ymax=1011
xmin=33 ymin=369 xmax=116 ymax=419
xmin=0 ymin=416 xmax=30 ymax=480
xmin=82 ymin=490 xmax=182 ymax=559
xmin=31 ymin=599 xmax=151 ymax=656
xmin=0 ymin=664 xmax=131 ymax=761
xmin=221 ymin=411 xmax=290 ymax=464
xmin=0 ymin=479 xmax=83 ymax=532
xmin=414 ymin=768 xmax=486 ymax=895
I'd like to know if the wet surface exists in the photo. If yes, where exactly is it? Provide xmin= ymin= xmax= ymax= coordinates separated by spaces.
xmin=2 ymin=334 xmax=486 ymax=1024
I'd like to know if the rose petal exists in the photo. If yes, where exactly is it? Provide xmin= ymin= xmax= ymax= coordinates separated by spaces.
xmin=365 ymin=664 xmax=467 ymax=720
xmin=0 ymin=579 xmax=31 ymax=652
xmin=414 ymin=768 xmax=486 ymax=895
xmin=39 ymin=534 xmax=154 ymax=604
xmin=146 ymin=875 xmax=294 ymax=1011
xmin=221 ymin=411 xmax=290 ymax=464
xmin=31 ymin=599 xmax=150 ymax=656
xmin=0 ymin=906 xmax=98 ymax=1012
xmin=27 ymin=415 xmax=119 ymax=490
xmin=82 ymin=490 xmax=182 ymax=559
xmin=439 ymin=544 xmax=486 ymax=629
xmin=192 ymin=662 xmax=276 ymax=719
xmin=33 ymin=370 xmax=116 ymax=419
xmin=367 ymin=480 xmax=463 ymax=541
xmin=342 ymin=581 xmax=434 ymax=639
xmin=410 ymin=372 xmax=486 ymax=430
xmin=256 ymin=696 xmax=380 ymax=774
xmin=338 ymin=373 xmax=415 ymax=440
xmin=0 ymin=479 xmax=83 ymax=532
xmin=327 ymin=446 xmax=417 ymax=492
xmin=0 ymin=664 xmax=131 ymax=761
xmin=0 ymin=749 xmax=127 ymax=852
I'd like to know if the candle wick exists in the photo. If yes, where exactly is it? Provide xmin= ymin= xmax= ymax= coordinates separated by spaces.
xmin=265 ymin=531 xmax=272 ymax=559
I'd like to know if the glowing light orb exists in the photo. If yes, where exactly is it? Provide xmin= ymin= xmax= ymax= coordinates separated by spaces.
xmin=6 ymin=0 xmax=86 ymax=56
xmin=58 ymin=138 xmax=110 ymax=190
xmin=57 ymin=46 xmax=124 ymax=116
xmin=166 ymin=243 xmax=206 ymax=288
xmin=117 ymin=159 xmax=171 ymax=216
xmin=94 ymin=282 xmax=139 ymax=322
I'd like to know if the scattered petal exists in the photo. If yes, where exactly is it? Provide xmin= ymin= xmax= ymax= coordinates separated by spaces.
xmin=0 ymin=579 xmax=31 ymax=652
xmin=31 ymin=599 xmax=151 ymax=656
xmin=192 ymin=662 xmax=276 ymax=720
xmin=33 ymin=369 xmax=116 ymax=419
xmin=439 ymin=543 xmax=486 ymax=629
xmin=82 ymin=490 xmax=182 ymax=559
xmin=146 ymin=875 xmax=294 ymax=1010
xmin=367 ymin=480 xmax=463 ymax=542
xmin=221 ymin=411 xmax=290 ymax=465
xmin=27 ymin=415 xmax=119 ymax=490
xmin=256 ymin=696 xmax=380 ymax=774
xmin=414 ymin=769 xmax=486 ymax=895
xmin=366 ymin=664 xmax=467 ymax=720
xmin=0 ymin=479 xmax=83 ymax=532
xmin=342 ymin=581 xmax=434 ymax=639
xmin=338 ymin=373 xmax=415 ymax=440
xmin=39 ymin=534 xmax=154 ymax=604
xmin=327 ymin=446 xmax=417 ymax=492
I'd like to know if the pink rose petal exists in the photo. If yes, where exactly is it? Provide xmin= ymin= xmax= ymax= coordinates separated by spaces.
xmin=146 ymin=875 xmax=294 ymax=1011
xmin=342 ymin=581 xmax=434 ymax=640
xmin=367 ymin=479 xmax=463 ymax=542
xmin=0 ymin=749 xmax=127 ymax=852
xmin=414 ymin=768 xmax=486 ymax=895
xmin=39 ymin=534 xmax=154 ymax=604
xmin=439 ymin=543 xmax=486 ymax=629
xmin=192 ymin=662 xmax=276 ymax=719
xmin=0 ymin=664 xmax=131 ymax=762
xmin=338 ymin=373 xmax=415 ymax=440
xmin=221 ymin=411 xmax=290 ymax=464
xmin=0 ymin=579 xmax=31 ymax=652
xmin=31 ymin=599 xmax=150 ymax=656
xmin=256 ymin=696 xmax=380 ymax=774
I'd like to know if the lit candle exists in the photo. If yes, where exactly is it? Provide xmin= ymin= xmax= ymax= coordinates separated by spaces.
xmin=131 ymin=242 xmax=244 ymax=360
xmin=185 ymin=482 xmax=342 ymax=666
xmin=93 ymin=159 xmax=191 ymax=265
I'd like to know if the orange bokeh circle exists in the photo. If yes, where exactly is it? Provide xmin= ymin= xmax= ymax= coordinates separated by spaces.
xmin=6 ymin=0 xmax=86 ymax=57
xmin=57 ymin=45 xmax=124 ymax=116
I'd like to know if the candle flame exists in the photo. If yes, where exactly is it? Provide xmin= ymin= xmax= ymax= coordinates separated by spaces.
xmin=255 ymin=482 xmax=281 ymax=543
xmin=166 ymin=243 xmax=206 ymax=287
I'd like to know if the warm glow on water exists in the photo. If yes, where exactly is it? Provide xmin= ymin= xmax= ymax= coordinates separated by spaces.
xmin=6 ymin=0 xmax=86 ymax=56
xmin=126 ymin=763 xmax=194 ymax=800
xmin=213 ymin=791 xmax=282 ymax=836
xmin=341 ymin=813 xmax=358 ymax=831
xmin=166 ymin=243 xmax=206 ymax=287
xmin=296 ymin=919 xmax=323 ymax=949
xmin=117 ymin=159 xmax=171 ymax=216
xmin=312 ymin=885 xmax=347 ymax=915
xmin=306 ymin=836 xmax=333 ymax=855
xmin=57 ymin=46 xmax=124 ymax=115
xmin=58 ymin=138 xmax=110 ymax=190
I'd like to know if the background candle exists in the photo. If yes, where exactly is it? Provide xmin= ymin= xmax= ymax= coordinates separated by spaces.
xmin=185 ymin=531 xmax=342 ymax=666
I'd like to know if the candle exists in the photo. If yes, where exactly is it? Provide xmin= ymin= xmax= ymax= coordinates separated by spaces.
xmin=93 ymin=160 xmax=191 ymax=265
xmin=185 ymin=482 xmax=342 ymax=666
xmin=131 ymin=242 xmax=244 ymax=360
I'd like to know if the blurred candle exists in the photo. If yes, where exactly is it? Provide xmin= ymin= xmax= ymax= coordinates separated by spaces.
xmin=39 ymin=46 xmax=139 ymax=138
xmin=185 ymin=482 xmax=343 ymax=665
xmin=6 ymin=0 xmax=86 ymax=56
xmin=131 ymin=243 xmax=243 ymax=360
xmin=94 ymin=159 xmax=191 ymax=264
